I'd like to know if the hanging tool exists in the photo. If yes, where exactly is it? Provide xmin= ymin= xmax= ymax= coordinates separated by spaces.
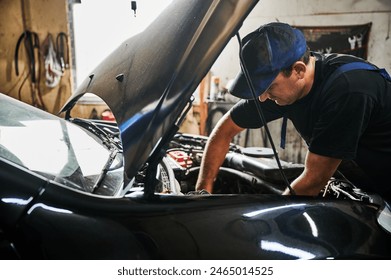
xmin=56 ymin=32 xmax=69 ymax=73
xmin=14 ymin=30 xmax=46 ymax=110
xmin=15 ymin=30 xmax=39 ymax=82
xmin=44 ymin=33 xmax=63 ymax=88
xmin=131 ymin=1 xmax=137 ymax=17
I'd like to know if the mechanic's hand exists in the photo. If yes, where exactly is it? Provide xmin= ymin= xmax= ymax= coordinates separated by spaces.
xmin=186 ymin=189 xmax=211 ymax=195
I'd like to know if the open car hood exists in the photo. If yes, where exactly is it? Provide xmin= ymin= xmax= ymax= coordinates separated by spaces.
xmin=60 ymin=0 xmax=259 ymax=182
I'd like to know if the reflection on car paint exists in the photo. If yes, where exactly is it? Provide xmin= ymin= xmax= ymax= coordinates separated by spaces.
xmin=243 ymin=203 xmax=306 ymax=218
xmin=1 ymin=197 xmax=33 ymax=206
xmin=27 ymin=203 xmax=73 ymax=215
xmin=303 ymin=212 xmax=318 ymax=237
xmin=259 ymin=240 xmax=316 ymax=259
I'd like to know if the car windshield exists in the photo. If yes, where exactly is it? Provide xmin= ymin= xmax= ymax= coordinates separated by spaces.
xmin=0 ymin=95 xmax=122 ymax=194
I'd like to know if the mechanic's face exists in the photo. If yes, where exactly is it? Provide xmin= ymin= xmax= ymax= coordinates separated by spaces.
xmin=258 ymin=71 xmax=305 ymax=106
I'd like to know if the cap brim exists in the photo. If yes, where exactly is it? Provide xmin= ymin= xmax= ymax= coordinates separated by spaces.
xmin=228 ymin=70 xmax=279 ymax=100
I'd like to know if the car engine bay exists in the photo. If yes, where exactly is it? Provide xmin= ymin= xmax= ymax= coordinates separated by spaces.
xmin=67 ymin=116 xmax=384 ymax=206
xmin=125 ymin=133 xmax=382 ymax=205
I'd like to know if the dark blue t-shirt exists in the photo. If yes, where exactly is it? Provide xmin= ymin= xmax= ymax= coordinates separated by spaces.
xmin=230 ymin=52 xmax=391 ymax=199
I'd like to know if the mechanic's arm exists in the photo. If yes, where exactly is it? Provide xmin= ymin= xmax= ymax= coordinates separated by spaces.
xmin=196 ymin=112 xmax=244 ymax=193
xmin=283 ymin=151 xmax=342 ymax=196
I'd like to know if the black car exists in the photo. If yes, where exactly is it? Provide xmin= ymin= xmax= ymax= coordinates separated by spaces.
xmin=1 ymin=0 xmax=390 ymax=259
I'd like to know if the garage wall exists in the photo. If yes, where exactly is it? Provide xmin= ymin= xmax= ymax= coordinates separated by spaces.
xmin=211 ymin=0 xmax=391 ymax=163
xmin=0 ymin=0 xmax=74 ymax=114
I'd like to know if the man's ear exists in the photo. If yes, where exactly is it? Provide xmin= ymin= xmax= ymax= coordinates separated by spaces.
xmin=293 ymin=61 xmax=306 ymax=79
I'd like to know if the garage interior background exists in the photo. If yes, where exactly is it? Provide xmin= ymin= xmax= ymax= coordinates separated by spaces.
xmin=0 ymin=0 xmax=390 ymax=164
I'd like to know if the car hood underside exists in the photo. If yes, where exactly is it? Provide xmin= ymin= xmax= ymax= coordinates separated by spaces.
xmin=60 ymin=0 xmax=259 ymax=182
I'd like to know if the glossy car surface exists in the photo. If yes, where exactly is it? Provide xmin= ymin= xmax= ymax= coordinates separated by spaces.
xmin=1 ymin=0 xmax=390 ymax=259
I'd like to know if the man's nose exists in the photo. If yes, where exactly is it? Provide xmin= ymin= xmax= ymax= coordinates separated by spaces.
xmin=258 ymin=92 xmax=268 ymax=102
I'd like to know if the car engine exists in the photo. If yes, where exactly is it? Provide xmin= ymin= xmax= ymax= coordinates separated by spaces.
xmin=126 ymin=133 xmax=381 ymax=204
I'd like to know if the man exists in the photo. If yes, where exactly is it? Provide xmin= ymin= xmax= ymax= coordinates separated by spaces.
xmin=195 ymin=22 xmax=391 ymax=200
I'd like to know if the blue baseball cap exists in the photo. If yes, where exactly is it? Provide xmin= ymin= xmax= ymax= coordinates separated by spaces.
xmin=229 ymin=22 xmax=307 ymax=99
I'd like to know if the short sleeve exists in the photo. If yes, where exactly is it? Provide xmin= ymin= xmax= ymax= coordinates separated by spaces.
xmin=230 ymin=99 xmax=283 ymax=129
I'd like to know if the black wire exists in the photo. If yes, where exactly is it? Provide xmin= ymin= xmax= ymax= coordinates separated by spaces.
xmin=236 ymin=33 xmax=295 ymax=195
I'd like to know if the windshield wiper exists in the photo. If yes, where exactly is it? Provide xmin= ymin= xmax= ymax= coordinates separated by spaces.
xmin=71 ymin=118 xmax=122 ymax=151
xmin=70 ymin=118 xmax=122 ymax=193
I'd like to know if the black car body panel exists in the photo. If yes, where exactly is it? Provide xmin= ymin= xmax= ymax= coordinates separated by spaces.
xmin=3 ymin=180 xmax=391 ymax=259
xmin=1 ymin=0 xmax=391 ymax=259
